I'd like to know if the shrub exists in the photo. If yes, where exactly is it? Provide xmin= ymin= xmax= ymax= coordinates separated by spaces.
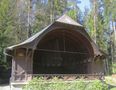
xmin=23 ymin=77 xmax=108 ymax=90
xmin=112 ymin=63 xmax=116 ymax=74
xmin=86 ymin=80 xmax=108 ymax=90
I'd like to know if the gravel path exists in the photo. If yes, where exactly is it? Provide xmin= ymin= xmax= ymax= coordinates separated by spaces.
xmin=0 ymin=85 xmax=10 ymax=90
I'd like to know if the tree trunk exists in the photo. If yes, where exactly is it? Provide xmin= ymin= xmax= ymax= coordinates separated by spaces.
xmin=27 ymin=0 xmax=32 ymax=38
xmin=93 ymin=0 xmax=97 ymax=43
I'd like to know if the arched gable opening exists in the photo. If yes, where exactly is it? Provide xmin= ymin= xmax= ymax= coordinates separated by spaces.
xmin=33 ymin=29 xmax=94 ymax=74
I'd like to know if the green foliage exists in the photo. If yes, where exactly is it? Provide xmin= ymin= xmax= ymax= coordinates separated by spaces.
xmin=0 ymin=60 xmax=9 ymax=70
xmin=33 ymin=0 xmax=82 ymax=34
xmin=66 ymin=0 xmax=81 ymax=21
xmin=70 ymin=80 xmax=86 ymax=90
xmin=23 ymin=77 xmax=108 ymax=90
xmin=110 ymin=88 xmax=116 ymax=90
xmin=67 ymin=9 xmax=77 ymax=20
xmin=86 ymin=80 xmax=108 ymax=90
xmin=0 ymin=0 xmax=16 ymax=83
xmin=112 ymin=63 xmax=116 ymax=74
xmin=67 ymin=1 xmax=77 ymax=20
xmin=32 ymin=0 xmax=67 ymax=34
xmin=0 ymin=0 xmax=15 ymax=62
xmin=84 ymin=0 xmax=108 ymax=52
xmin=84 ymin=0 xmax=116 ymax=74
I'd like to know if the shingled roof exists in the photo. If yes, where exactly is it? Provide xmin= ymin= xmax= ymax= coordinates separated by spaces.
xmin=5 ymin=14 xmax=105 ymax=57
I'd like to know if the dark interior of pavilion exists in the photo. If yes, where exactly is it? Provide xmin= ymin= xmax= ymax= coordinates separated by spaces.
xmin=33 ymin=29 xmax=92 ymax=74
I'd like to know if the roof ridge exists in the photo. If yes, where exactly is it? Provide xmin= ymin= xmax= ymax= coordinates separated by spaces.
xmin=56 ymin=14 xmax=83 ymax=27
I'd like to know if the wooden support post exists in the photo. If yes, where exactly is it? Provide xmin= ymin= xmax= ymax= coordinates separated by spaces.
xmin=30 ymin=49 xmax=34 ymax=80
xmin=25 ymin=48 xmax=28 ymax=81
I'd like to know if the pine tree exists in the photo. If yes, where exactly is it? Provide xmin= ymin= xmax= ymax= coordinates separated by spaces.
xmin=31 ymin=0 xmax=67 ymax=34
xmin=0 ymin=0 xmax=16 ymax=61
xmin=84 ymin=0 xmax=116 ymax=74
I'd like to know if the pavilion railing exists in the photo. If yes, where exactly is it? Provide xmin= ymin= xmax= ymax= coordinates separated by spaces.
xmin=31 ymin=73 xmax=104 ymax=80
xmin=10 ymin=73 xmax=104 ymax=83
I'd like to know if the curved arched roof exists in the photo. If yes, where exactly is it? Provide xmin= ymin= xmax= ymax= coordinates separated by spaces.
xmin=5 ymin=14 xmax=104 ymax=57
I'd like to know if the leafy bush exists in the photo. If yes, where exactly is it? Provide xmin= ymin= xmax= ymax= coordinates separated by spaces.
xmin=23 ymin=77 xmax=108 ymax=90
xmin=112 ymin=63 xmax=116 ymax=74
xmin=86 ymin=80 xmax=108 ymax=90
xmin=0 ymin=60 xmax=11 ymax=84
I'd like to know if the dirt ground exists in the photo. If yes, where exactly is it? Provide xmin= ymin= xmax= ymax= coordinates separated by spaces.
xmin=0 ymin=84 xmax=10 ymax=90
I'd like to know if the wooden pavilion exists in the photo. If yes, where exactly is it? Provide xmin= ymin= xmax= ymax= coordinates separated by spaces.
xmin=5 ymin=15 xmax=107 ymax=82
